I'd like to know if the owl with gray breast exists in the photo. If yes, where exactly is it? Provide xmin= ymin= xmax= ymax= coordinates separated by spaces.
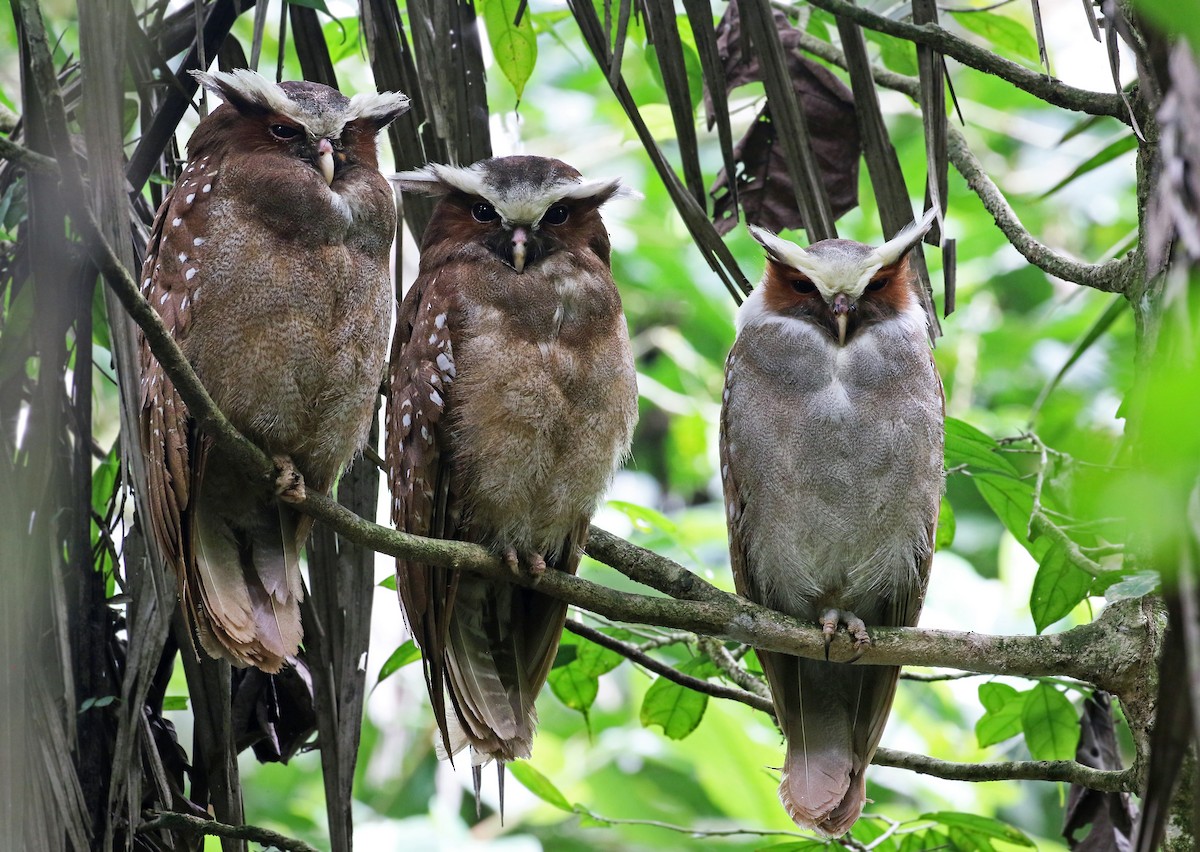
xmin=387 ymin=155 xmax=638 ymax=768
xmin=719 ymin=210 xmax=944 ymax=835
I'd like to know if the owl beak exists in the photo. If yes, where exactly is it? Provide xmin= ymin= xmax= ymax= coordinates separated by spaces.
xmin=316 ymin=138 xmax=335 ymax=186
xmin=831 ymin=293 xmax=853 ymax=346
xmin=511 ymin=226 xmax=528 ymax=274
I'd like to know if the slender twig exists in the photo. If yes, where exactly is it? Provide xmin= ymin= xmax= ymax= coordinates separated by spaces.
xmin=872 ymin=748 xmax=1136 ymax=792
xmin=573 ymin=807 xmax=817 ymax=841
xmin=1031 ymin=511 xmax=1110 ymax=577
xmin=698 ymin=635 xmax=772 ymax=700
xmin=800 ymin=0 xmax=1127 ymax=120
xmin=563 ymin=620 xmax=775 ymax=713
xmin=900 ymin=669 xmax=985 ymax=682
xmin=137 ymin=811 xmax=321 ymax=852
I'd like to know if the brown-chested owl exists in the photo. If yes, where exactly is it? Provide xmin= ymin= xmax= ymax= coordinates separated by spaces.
xmin=139 ymin=69 xmax=409 ymax=672
xmin=386 ymin=156 xmax=639 ymax=769
xmin=720 ymin=210 xmax=944 ymax=835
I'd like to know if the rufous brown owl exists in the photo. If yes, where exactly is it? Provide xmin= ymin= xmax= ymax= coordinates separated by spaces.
xmin=719 ymin=210 xmax=944 ymax=835
xmin=386 ymin=156 xmax=639 ymax=768
xmin=138 ymin=69 xmax=409 ymax=672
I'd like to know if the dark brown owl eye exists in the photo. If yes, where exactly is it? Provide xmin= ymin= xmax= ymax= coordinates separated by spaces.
xmin=472 ymin=202 xmax=499 ymax=223
xmin=866 ymin=276 xmax=889 ymax=291
xmin=542 ymin=204 xmax=569 ymax=226
xmin=791 ymin=278 xmax=816 ymax=294
xmin=269 ymin=123 xmax=300 ymax=140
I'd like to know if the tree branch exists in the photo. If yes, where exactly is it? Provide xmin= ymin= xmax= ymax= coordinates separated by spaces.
xmin=872 ymin=748 xmax=1137 ymax=792
xmin=137 ymin=811 xmax=321 ymax=852
xmin=784 ymin=16 xmax=1139 ymax=294
xmin=799 ymin=0 xmax=1128 ymax=121
xmin=0 ymin=134 xmax=60 ymax=176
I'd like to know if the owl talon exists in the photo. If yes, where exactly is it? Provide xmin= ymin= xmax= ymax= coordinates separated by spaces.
xmin=502 ymin=548 xmax=548 ymax=581
xmin=503 ymin=547 xmax=521 ymax=576
xmin=273 ymin=455 xmax=306 ymax=504
xmin=818 ymin=609 xmax=872 ymax=663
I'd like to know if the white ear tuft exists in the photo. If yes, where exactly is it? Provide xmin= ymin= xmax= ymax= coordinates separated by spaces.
xmin=189 ymin=69 xmax=294 ymax=115
xmin=876 ymin=207 xmax=939 ymax=267
xmin=348 ymin=91 xmax=411 ymax=128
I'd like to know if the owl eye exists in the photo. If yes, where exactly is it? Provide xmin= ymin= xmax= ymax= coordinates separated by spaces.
xmin=472 ymin=202 xmax=499 ymax=223
xmin=791 ymin=278 xmax=816 ymax=294
xmin=866 ymin=276 xmax=890 ymax=292
xmin=542 ymin=204 xmax=569 ymax=226
xmin=269 ymin=123 xmax=301 ymax=141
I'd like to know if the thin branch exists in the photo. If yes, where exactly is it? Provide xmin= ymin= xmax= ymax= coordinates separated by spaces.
xmin=1031 ymin=511 xmax=1110 ymax=577
xmin=872 ymin=748 xmax=1137 ymax=792
xmin=784 ymin=18 xmax=1138 ymax=294
xmin=563 ymin=620 xmax=774 ymax=713
xmin=800 ymin=0 xmax=1127 ymax=121
xmin=137 ymin=811 xmax=321 ymax=852
xmin=899 ymin=669 xmax=985 ymax=682
xmin=572 ymin=806 xmax=818 ymax=841
xmin=697 ymin=635 xmax=772 ymax=700
xmin=0 ymin=134 xmax=60 ymax=175
xmin=945 ymin=128 xmax=1138 ymax=292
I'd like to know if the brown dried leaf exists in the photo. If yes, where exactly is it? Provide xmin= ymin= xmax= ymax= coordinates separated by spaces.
xmin=709 ymin=4 xmax=859 ymax=235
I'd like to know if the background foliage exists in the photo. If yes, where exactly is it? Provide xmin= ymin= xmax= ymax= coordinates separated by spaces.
xmin=2 ymin=0 xmax=1188 ymax=850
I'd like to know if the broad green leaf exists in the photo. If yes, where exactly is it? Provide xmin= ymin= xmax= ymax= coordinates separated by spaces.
xmin=972 ymin=473 xmax=1038 ymax=546
xmin=551 ymin=644 xmax=578 ymax=669
xmin=1020 ymin=683 xmax=1079 ymax=761
xmin=639 ymin=658 xmax=715 ymax=740
xmin=573 ymin=630 xmax=627 ymax=677
xmin=480 ymin=0 xmax=538 ymax=101
xmin=975 ymin=682 xmax=1026 ymax=747
xmin=1104 ymin=570 xmax=1160 ymax=602
xmin=1029 ymin=545 xmax=1091 ymax=633
xmin=936 ymin=495 xmax=956 ymax=550
xmin=548 ymin=656 xmax=599 ymax=713
xmin=323 ymin=17 xmax=361 ymax=63
xmin=922 ymin=811 xmax=1035 ymax=847
xmin=509 ymin=761 xmax=573 ymax=812
xmin=377 ymin=574 xmax=397 ymax=591
xmin=950 ymin=10 xmax=1040 ymax=64
xmin=1040 ymin=134 xmax=1138 ymax=198
xmin=162 ymin=695 xmax=189 ymax=712
xmin=377 ymin=640 xmax=421 ymax=684
xmin=1136 ymin=0 xmax=1200 ymax=53
xmin=945 ymin=418 xmax=1018 ymax=475
xmin=900 ymin=829 xmax=952 ymax=851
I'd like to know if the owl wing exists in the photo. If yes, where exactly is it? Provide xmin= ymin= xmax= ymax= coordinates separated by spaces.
xmin=386 ymin=265 xmax=461 ymax=751
xmin=138 ymin=157 xmax=214 ymax=586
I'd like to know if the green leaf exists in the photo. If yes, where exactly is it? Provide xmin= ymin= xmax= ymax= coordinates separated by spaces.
xmin=972 ymin=473 xmax=1038 ymax=546
xmin=936 ymin=495 xmax=956 ymax=550
xmin=950 ymin=10 xmax=1040 ymax=64
xmin=639 ymin=658 xmax=714 ymax=740
xmin=1104 ymin=570 xmax=1160 ymax=602
xmin=1020 ymin=683 xmax=1079 ymax=762
xmin=1039 ymin=134 xmax=1138 ymax=198
xmin=162 ymin=695 xmax=189 ymax=712
xmin=377 ymin=574 xmax=397 ymax=591
xmin=921 ymin=811 xmax=1035 ymax=847
xmin=1136 ymin=0 xmax=1200 ymax=54
xmin=899 ymin=829 xmax=952 ymax=851
xmin=1029 ymin=545 xmax=1091 ymax=633
xmin=377 ymin=640 xmax=421 ymax=685
xmin=865 ymin=30 xmax=918 ymax=76
xmin=480 ymin=0 xmax=538 ymax=102
xmin=548 ymin=630 xmax=626 ymax=714
xmin=975 ymin=682 xmax=1025 ymax=747
xmin=945 ymin=418 xmax=1018 ymax=475
xmin=508 ymin=761 xmax=573 ymax=812
xmin=607 ymin=499 xmax=678 ymax=534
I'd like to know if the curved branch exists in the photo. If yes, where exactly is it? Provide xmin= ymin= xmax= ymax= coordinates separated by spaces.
xmin=873 ymin=748 xmax=1137 ymax=792
xmin=137 ymin=811 xmax=320 ymax=852
xmin=946 ymin=128 xmax=1138 ymax=292
xmin=786 ymin=18 xmax=1138 ymax=294
xmin=800 ymin=0 xmax=1128 ymax=121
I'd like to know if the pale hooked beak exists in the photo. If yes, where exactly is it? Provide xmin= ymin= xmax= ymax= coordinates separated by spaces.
xmin=511 ymin=226 xmax=528 ymax=274
xmin=831 ymin=293 xmax=852 ymax=346
xmin=317 ymin=138 xmax=335 ymax=186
